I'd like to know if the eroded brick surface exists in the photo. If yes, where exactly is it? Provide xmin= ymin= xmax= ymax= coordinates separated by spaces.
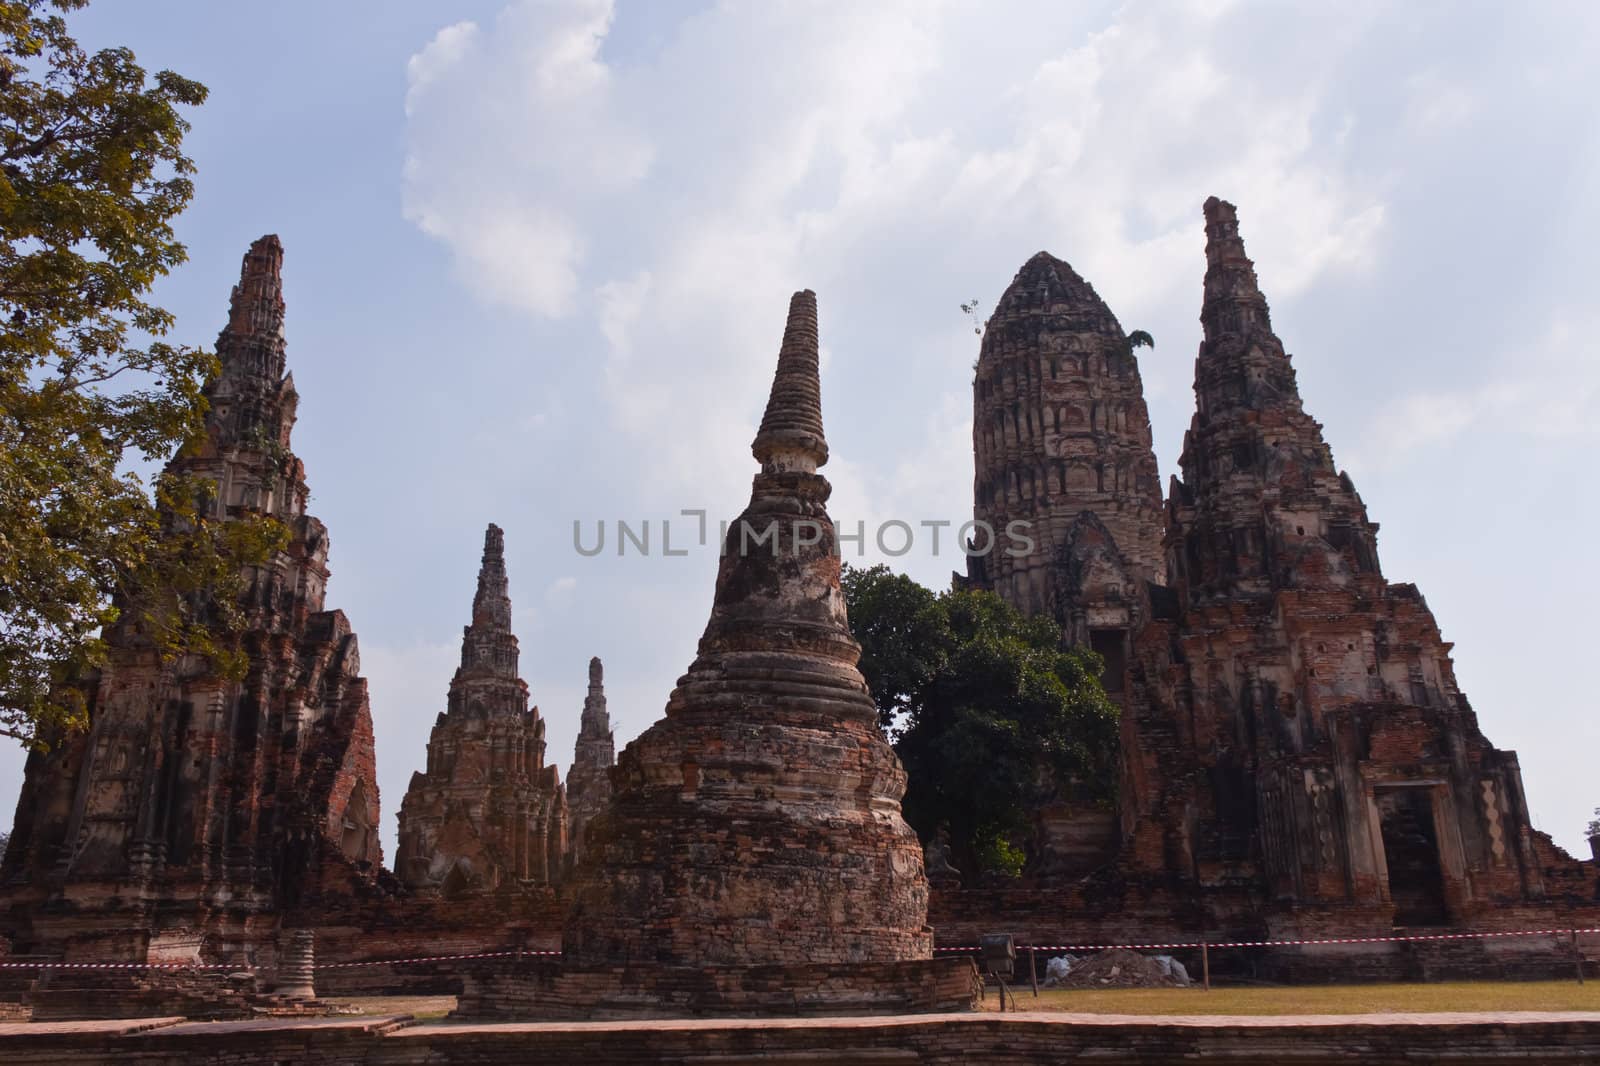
xmin=393 ymin=525 xmax=568 ymax=894
xmin=516 ymin=291 xmax=963 ymax=1016
xmin=0 ymin=239 xmax=386 ymax=1009
xmin=563 ymin=291 xmax=931 ymax=973
xmin=565 ymin=657 xmax=615 ymax=868
xmin=952 ymin=199 xmax=1600 ymax=968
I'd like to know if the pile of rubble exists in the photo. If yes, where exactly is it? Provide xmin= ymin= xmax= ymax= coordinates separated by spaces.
xmin=1043 ymin=948 xmax=1191 ymax=988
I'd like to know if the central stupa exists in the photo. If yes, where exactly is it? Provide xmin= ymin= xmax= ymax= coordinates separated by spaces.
xmin=564 ymin=290 xmax=933 ymax=968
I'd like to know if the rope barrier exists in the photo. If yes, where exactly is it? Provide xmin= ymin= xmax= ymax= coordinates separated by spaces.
xmin=934 ymin=926 xmax=1600 ymax=954
xmin=2 ymin=927 xmax=1593 ymax=971
xmin=316 ymin=949 xmax=560 ymax=971
xmin=0 ymin=949 xmax=561 ymax=972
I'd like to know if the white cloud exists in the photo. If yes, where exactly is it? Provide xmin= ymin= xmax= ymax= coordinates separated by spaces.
xmin=391 ymin=0 xmax=1600 ymax=862
xmin=1345 ymin=314 xmax=1600 ymax=474
xmin=1404 ymin=70 xmax=1478 ymax=133
xmin=404 ymin=21 xmax=478 ymax=115
xmin=403 ymin=0 xmax=1388 ymax=534
xmin=401 ymin=0 xmax=650 ymax=317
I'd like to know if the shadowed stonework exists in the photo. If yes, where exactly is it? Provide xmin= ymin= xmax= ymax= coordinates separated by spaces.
xmin=935 ymin=200 xmax=1600 ymax=977
xmin=564 ymin=656 xmax=614 ymax=868
xmin=1121 ymin=198 xmax=1594 ymax=938
xmin=0 ymin=238 xmax=384 ymax=1015
xmin=965 ymin=251 xmax=1167 ymax=871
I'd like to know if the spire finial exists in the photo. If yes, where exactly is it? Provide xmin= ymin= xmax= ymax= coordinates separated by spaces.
xmin=751 ymin=290 xmax=828 ymax=472
xmin=223 ymin=235 xmax=285 ymax=346
xmin=1201 ymin=197 xmax=1271 ymax=341
xmin=471 ymin=522 xmax=512 ymax=631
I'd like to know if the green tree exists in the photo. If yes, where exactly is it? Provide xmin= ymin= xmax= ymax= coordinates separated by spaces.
xmin=1 ymin=1 xmax=280 ymax=748
xmin=840 ymin=563 xmax=945 ymax=732
xmin=842 ymin=564 xmax=1120 ymax=880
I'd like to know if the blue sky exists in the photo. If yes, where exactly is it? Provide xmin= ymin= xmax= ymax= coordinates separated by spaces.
xmin=3 ymin=1 xmax=1597 ymax=862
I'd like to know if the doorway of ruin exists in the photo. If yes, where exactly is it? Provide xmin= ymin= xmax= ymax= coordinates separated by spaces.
xmin=1375 ymin=786 xmax=1449 ymax=926
xmin=1089 ymin=628 xmax=1127 ymax=694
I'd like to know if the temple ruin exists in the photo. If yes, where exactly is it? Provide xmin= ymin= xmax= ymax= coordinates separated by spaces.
xmin=965 ymin=249 xmax=1167 ymax=872
xmin=946 ymin=199 xmax=1598 ymax=973
xmin=1 ymin=201 xmax=1595 ymax=1017
xmin=1124 ymin=198 xmax=1594 ymax=938
xmin=0 ymin=237 xmax=384 ymax=1012
xmin=393 ymin=525 xmax=567 ymax=894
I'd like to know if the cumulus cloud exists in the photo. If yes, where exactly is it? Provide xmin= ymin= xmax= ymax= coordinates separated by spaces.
xmin=402 ymin=0 xmax=1389 ymax=572
xmin=402 ymin=0 xmax=650 ymax=316
xmin=389 ymin=1 xmax=1600 ymax=860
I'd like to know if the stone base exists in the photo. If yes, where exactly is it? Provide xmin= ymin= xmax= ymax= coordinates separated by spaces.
xmin=453 ymin=956 xmax=980 ymax=1020
xmin=25 ymin=968 xmax=333 ymax=1022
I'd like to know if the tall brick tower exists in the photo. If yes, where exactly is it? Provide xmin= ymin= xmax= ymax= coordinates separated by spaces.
xmin=1122 ymin=198 xmax=1582 ymax=933
xmin=564 ymin=656 xmax=614 ymax=865
xmin=1168 ymin=197 xmax=1380 ymax=606
xmin=964 ymin=252 xmax=1168 ymax=872
xmin=1 ymin=236 xmax=381 ymax=973
xmin=968 ymin=252 xmax=1164 ymax=681
xmin=395 ymin=524 xmax=567 ymax=893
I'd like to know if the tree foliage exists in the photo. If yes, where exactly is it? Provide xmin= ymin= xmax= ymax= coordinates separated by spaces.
xmin=0 ymin=1 xmax=281 ymax=748
xmin=842 ymin=564 xmax=1120 ymax=880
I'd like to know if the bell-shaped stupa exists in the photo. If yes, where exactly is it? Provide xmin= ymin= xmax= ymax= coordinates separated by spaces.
xmin=563 ymin=290 xmax=932 ymax=967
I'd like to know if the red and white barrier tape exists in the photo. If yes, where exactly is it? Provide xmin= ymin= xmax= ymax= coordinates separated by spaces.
xmin=317 ymin=949 xmax=560 ymax=970
xmin=5 ymin=928 xmax=1596 ymax=971
xmin=932 ymin=927 xmax=1600 ymax=954
xmin=0 ymin=950 xmax=561 ymax=972
xmin=0 ymin=960 xmax=237 ymax=971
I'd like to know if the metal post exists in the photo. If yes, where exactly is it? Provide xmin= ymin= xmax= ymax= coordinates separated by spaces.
xmin=1030 ymin=946 xmax=1039 ymax=998
xmin=1573 ymin=929 xmax=1585 ymax=986
xmin=1201 ymin=938 xmax=1211 ymax=992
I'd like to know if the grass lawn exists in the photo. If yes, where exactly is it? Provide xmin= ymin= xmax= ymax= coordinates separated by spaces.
xmin=321 ymin=994 xmax=457 ymax=1019
xmin=980 ymin=980 xmax=1600 ymax=1015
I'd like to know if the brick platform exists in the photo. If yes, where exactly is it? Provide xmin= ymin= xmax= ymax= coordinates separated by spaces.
xmin=454 ymin=956 xmax=981 ymax=1019
xmin=6 ymin=1010 xmax=1600 ymax=1063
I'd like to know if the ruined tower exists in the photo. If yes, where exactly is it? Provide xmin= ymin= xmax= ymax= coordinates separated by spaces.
xmin=0 ymin=236 xmax=381 ymax=968
xmin=394 ymin=524 xmax=567 ymax=894
xmin=968 ymin=252 xmax=1165 ymax=649
xmin=562 ymin=290 xmax=942 ymax=977
xmin=965 ymin=252 xmax=1168 ymax=872
xmin=1122 ymin=198 xmax=1590 ymax=933
xmin=564 ymin=656 xmax=614 ymax=865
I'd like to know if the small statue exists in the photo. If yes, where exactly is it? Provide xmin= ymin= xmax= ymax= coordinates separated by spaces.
xmin=923 ymin=825 xmax=961 ymax=884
